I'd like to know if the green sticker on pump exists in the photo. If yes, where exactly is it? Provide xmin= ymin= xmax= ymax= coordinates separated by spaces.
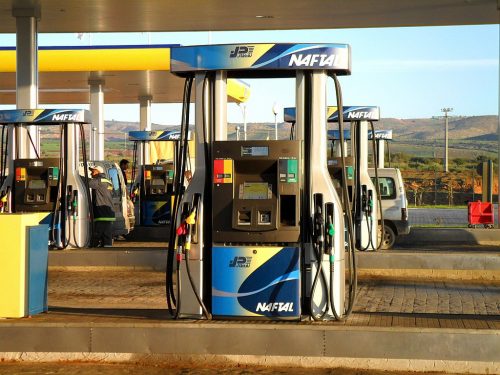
xmin=346 ymin=166 xmax=354 ymax=180
xmin=287 ymin=159 xmax=298 ymax=183
xmin=49 ymin=167 xmax=59 ymax=180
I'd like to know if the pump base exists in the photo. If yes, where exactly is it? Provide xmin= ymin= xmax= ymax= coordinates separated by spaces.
xmin=212 ymin=246 xmax=300 ymax=320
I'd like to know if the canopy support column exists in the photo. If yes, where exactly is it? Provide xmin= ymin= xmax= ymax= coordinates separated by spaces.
xmin=139 ymin=95 xmax=152 ymax=165
xmin=13 ymin=3 xmax=40 ymax=159
xmin=89 ymin=79 xmax=105 ymax=160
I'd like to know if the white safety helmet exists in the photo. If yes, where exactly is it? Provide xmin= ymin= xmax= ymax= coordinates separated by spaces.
xmin=89 ymin=165 xmax=105 ymax=174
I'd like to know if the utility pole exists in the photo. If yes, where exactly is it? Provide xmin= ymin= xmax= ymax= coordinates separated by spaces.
xmin=272 ymin=102 xmax=281 ymax=141
xmin=441 ymin=107 xmax=453 ymax=173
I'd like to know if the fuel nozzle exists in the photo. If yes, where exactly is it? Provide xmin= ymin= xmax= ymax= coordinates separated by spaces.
xmin=325 ymin=202 xmax=335 ymax=266
xmin=175 ymin=202 xmax=191 ymax=261
xmin=313 ymin=193 xmax=325 ymax=246
xmin=175 ymin=222 xmax=187 ymax=262
xmin=130 ymin=185 xmax=139 ymax=202
xmin=184 ymin=194 xmax=201 ymax=251
xmin=367 ymin=190 xmax=373 ymax=216
xmin=72 ymin=190 xmax=78 ymax=219
xmin=66 ymin=186 xmax=74 ymax=214
xmin=0 ymin=188 xmax=8 ymax=213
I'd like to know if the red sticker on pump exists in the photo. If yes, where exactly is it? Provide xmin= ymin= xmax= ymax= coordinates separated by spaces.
xmin=213 ymin=159 xmax=224 ymax=183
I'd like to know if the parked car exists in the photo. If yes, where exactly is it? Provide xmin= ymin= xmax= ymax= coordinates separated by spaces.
xmin=369 ymin=167 xmax=410 ymax=249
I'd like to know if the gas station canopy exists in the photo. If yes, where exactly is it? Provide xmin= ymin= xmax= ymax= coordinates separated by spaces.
xmin=1 ymin=0 xmax=497 ymax=32
xmin=0 ymin=45 xmax=251 ymax=104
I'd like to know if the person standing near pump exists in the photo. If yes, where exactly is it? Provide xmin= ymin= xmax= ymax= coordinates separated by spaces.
xmin=119 ymin=159 xmax=130 ymax=186
xmin=88 ymin=166 xmax=116 ymax=247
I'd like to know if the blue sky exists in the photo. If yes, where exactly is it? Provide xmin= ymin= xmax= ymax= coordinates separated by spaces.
xmin=0 ymin=25 xmax=498 ymax=125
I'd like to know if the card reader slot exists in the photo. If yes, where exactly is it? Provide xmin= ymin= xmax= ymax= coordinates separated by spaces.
xmin=238 ymin=210 xmax=252 ymax=225
xmin=258 ymin=210 xmax=272 ymax=225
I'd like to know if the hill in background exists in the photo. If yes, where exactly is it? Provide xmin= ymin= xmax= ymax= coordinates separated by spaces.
xmin=101 ymin=115 xmax=497 ymax=142
xmin=39 ymin=115 xmax=497 ymax=160
xmin=375 ymin=115 xmax=497 ymax=142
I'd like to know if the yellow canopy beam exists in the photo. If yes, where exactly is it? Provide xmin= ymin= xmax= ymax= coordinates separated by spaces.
xmin=0 ymin=45 xmax=250 ymax=103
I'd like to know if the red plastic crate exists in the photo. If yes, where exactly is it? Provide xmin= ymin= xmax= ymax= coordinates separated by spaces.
xmin=468 ymin=201 xmax=494 ymax=225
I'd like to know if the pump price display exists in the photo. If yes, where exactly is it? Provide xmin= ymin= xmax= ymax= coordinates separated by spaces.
xmin=241 ymin=146 xmax=268 ymax=157
xmin=27 ymin=180 xmax=47 ymax=189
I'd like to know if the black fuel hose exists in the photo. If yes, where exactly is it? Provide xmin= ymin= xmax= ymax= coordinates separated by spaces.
xmin=175 ymin=261 xmax=182 ymax=318
xmin=359 ymin=210 xmax=376 ymax=251
xmin=76 ymin=123 xmax=93 ymax=248
xmin=60 ymin=124 xmax=70 ymax=249
xmin=329 ymin=73 xmax=357 ymax=320
xmin=309 ymin=229 xmax=330 ymax=321
xmin=168 ymin=74 xmax=211 ymax=320
xmin=166 ymin=75 xmax=193 ymax=315
xmin=310 ymin=240 xmax=329 ymax=321
xmin=351 ymin=123 xmax=358 ymax=212
xmin=0 ymin=125 xmax=6 ymax=187
xmin=358 ymin=121 xmax=384 ymax=252
xmin=176 ymin=76 xmax=210 ymax=319
xmin=130 ymin=140 xmax=138 ymax=197
xmin=52 ymin=124 xmax=69 ymax=250
xmin=26 ymin=129 xmax=40 ymax=159
xmin=0 ymin=125 xmax=10 ymax=188
xmin=50 ymin=126 xmax=64 ymax=248
xmin=185 ymin=250 xmax=212 ymax=319
xmin=369 ymin=121 xmax=384 ymax=250
xmin=309 ymin=195 xmax=330 ymax=321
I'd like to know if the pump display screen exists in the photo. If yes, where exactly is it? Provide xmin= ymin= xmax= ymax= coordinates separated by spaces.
xmin=151 ymin=179 xmax=165 ymax=186
xmin=239 ymin=182 xmax=272 ymax=200
xmin=28 ymin=180 xmax=46 ymax=189
xmin=241 ymin=146 xmax=268 ymax=157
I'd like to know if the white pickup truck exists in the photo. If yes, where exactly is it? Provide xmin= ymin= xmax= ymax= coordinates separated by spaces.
xmin=368 ymin=167 xmax=410 ymax=249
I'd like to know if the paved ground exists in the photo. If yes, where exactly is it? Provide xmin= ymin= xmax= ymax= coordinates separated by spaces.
xmin=48 ymin=269 xmax=500 ymax=315
xmin=41 ymin=269 xmax=500 ymax=330
xmin=409 ymin=205 xmax=499 ymax=227
xmin=357 ymin=281 xmax=499 ymax=315
xmin=1 ymin=269 xmax=498 ymax=374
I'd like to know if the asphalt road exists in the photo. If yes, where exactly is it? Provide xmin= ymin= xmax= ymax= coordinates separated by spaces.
xmin=409 ymin=204 xmax=499 ymax=226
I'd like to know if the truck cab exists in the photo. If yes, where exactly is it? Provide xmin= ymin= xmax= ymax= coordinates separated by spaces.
xmin=368 ymin=167 xmax=410 ymax=249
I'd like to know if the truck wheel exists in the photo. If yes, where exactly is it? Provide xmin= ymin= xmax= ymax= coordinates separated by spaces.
xmin=380 ymin=225 xmax=396 ymax=250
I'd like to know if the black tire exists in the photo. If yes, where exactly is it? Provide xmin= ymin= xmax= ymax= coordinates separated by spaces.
xmin=380 ymin=224 xmax=396 ymax=250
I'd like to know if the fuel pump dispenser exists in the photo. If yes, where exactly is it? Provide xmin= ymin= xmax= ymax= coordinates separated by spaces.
xmin=167 ymin=43 xmax=357 ymax=321
xmin=325 ymin=106 xmax=382 ymax=251
xmin=285 ymin=106 xmax=383 ymax=251
xmin=0 ymin=109 xmax=93 ymax=249
xmin=373 ymin=130 xmax=393 ymax=169
xmin=127 ymin=130 xmax=190 ymax=241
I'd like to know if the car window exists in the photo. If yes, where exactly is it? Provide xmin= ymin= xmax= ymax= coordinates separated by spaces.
xmin=371 ymin=176 xmax=396 ymax=200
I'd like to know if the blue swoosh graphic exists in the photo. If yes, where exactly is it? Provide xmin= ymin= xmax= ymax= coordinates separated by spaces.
xmin=252 ymin=44 xmax=328 ymax=69
xmin=212 ymin=270 xmax=299 ymax=297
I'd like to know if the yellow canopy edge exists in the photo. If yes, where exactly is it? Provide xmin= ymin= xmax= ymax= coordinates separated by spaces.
xmin=0 ymin=46 xmax=250 ymax=103
xmin=0 ymin=47 xmax=170 ymax=72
